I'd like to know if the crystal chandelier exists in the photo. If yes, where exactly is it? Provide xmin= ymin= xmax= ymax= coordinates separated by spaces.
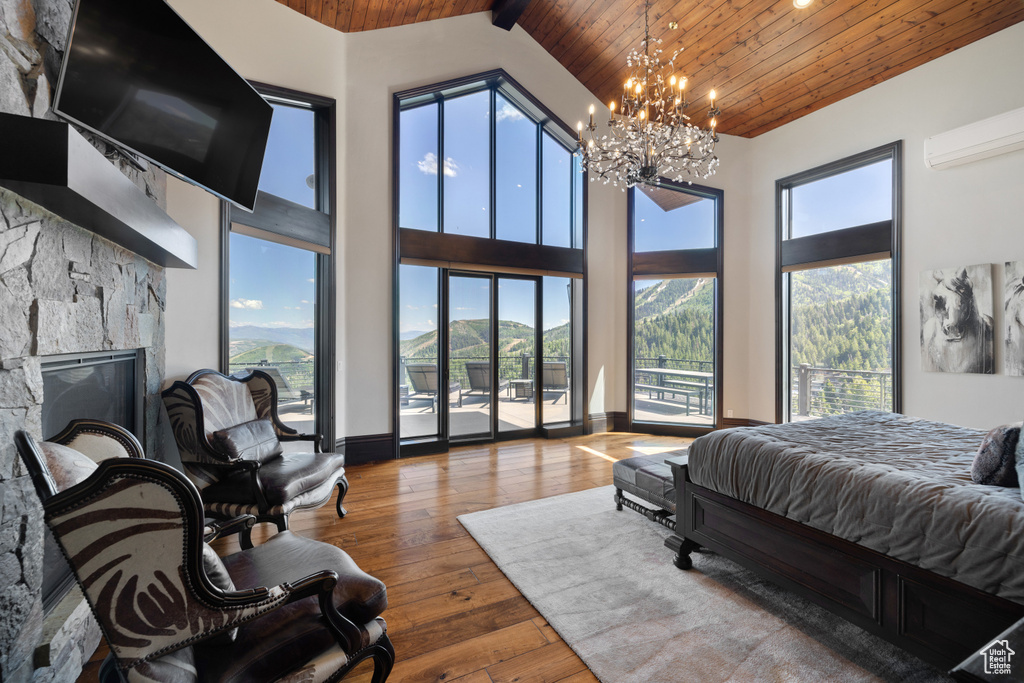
xmin=576 ymin=0 xmax=721 ymax=188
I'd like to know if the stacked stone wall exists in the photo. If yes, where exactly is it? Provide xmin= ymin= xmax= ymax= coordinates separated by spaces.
xmin=1 ymin=0 xmax=169 ymax=679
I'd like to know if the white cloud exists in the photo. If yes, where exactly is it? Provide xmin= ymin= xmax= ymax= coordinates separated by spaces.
xmin=230 ymin=298 xmax=263 ymax=310
xmin=300 ymin=300 xmax=310 ymax=304
xmin=497 ymin=102 xmax=526 ymax=123
xmin=418 ymin=152 xmax=458 ymax=177
xmin=307 ymin=278 xmax=315 ymax=283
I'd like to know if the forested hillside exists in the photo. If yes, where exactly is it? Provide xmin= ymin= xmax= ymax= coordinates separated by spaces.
xmin=398 ymin=261 xmax=892 ymax=375
xmin=633 ymin=278 xmax=715 ymax=363
xmin=630 ymin=262 xmax=891 ymax=372
xmin=399 ymin=320 xmax=569 ymax=360
xmin=790 ymin=262 xmax=891 ymax=371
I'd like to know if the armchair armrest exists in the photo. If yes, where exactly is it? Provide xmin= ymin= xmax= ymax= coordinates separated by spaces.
xmin=280 ymin=570 xmax=362 ymax=652
xmin=195 ymin=459 xmax=271 ymax=512
xmin=280 ymin=432 xmax=324 ymax=453
xmin=212 ymin=570 xmax=361 ymax=652
xmin=203 ymin=515 xmax=257 ymax=543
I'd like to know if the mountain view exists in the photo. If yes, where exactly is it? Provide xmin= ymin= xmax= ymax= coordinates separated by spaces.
xmin=400 ymin=320 xmax=570 ymax=363
xmin=629 ymin=262 xmax=891 ymax=374
xmin=790 ymin=261 xmax=892 ymax=372
xmin=229 ymin=326 xmax=314 ymax=356
xmin=633 ymin=278 xmax=715 ymax=365
xmin=228 ymin=326 xmax=316 ymax=396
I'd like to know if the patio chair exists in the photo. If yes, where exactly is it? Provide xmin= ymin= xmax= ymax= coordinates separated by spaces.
xmin=464 ymin=361 xmax=509 ymax=398
xmin=245 ymin=364 xmax=313 ymax=414
xmin=405 ymin=362 xmax=462 ymax=412
xmin=14 ymin=422 xmax=394 ymax=683
xmin=542 ymin=361 xmax=569 ymax=404
xmin=162 ymin=368 xmax=348 ymax=547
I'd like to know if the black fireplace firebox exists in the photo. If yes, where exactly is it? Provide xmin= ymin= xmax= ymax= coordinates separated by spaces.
xmin=39 ymin=349 xmax=144 ymax=611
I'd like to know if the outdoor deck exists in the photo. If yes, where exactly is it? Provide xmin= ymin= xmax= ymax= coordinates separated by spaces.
xmin=401 ymin=389 xmax=573 ymax=439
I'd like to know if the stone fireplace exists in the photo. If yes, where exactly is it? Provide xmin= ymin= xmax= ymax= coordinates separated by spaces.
xmin=0 ymin=0 xmax=172 ymax=679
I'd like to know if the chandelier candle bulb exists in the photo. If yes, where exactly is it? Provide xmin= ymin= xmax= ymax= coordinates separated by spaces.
xmin=575 ymin=0 xmax=721 ymax=187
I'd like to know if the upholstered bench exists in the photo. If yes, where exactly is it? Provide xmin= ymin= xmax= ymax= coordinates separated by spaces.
xmin=613 ymin=450 xmax=687 ymax=531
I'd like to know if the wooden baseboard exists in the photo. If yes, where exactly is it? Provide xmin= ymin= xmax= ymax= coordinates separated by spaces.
xmin=721 ymin=417 xmax=773 ymax=428
xmin=337 ymin=433 xmax=395 ymax=464
xmin=587 ymin=412 xmax=628 ymax=433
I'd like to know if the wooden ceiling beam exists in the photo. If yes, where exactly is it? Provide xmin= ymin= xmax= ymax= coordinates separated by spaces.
xmin=492 ymin=0 xmax=534 ymax=30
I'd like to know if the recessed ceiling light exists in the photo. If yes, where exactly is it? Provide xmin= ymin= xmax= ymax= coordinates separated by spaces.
xmin=668 ymin=21 xmax=678 ymax=29
xmin=793 ymin=0 xmax=812 ymax=8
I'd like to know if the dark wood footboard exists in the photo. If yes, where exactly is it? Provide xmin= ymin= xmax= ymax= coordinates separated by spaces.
xmin=666 ymin=457 xmax=1024 ymax=671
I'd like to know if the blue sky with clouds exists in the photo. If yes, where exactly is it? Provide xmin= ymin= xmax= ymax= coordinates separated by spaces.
xmin=228 ymin=103 xmax=317 ymax=330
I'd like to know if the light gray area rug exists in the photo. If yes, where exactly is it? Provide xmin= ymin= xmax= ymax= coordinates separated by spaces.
xmin=458 ymin=486 xmax=951 ymax=683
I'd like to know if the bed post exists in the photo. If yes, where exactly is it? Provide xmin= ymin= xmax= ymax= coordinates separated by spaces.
xmin=665 ymin=453 xmax=700 ymax=569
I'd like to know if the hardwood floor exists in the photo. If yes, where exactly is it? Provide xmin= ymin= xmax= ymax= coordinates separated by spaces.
xmin=79 ymin=431 xmax=692 ymax=682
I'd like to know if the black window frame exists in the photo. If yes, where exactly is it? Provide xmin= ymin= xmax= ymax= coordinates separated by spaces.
xmin=627 ymin=179 xmax=725 ymax=438
xmin=775 ymin=141 xmax=903 ymax=424
xmin=220 ymin=83 xmax=337 ymax=448
xmin=393 ymin=70 xmax=588 ymax=457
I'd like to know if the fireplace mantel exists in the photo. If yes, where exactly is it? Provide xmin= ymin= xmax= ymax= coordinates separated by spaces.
xmin=0 ymin=112 xmax=198 ymax=269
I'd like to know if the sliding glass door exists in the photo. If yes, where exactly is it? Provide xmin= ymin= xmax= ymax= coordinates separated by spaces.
xmin=449 ymin=274 xmax=493 ymax=440
xmin=399 ymin=268 xmax=568 ymax=451
xmin=498 ymin=277 xmax=538 ymax=435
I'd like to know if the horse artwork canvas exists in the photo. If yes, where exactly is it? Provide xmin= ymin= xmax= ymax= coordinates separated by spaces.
xmin=920 ymin=264 xmax=994 ymax=374
xmin=1006 ymin=261 xmax=1024 ymax=376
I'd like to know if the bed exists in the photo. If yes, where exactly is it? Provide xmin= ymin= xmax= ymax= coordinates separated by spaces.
xmin=666 ymin=411 xmax=1024 ymax=670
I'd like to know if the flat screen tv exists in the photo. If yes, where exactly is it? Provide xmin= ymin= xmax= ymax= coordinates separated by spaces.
xmin=53 ymin=0 xmax=273 ymax=211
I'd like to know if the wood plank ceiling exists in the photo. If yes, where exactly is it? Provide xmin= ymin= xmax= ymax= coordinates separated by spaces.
xmin=276 ymin=0 xmax=1024 ymax=138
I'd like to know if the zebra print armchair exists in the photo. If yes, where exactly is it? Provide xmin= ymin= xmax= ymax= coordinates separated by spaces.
xmin=15 ymin=422 xmax=394 ymax=683
xmin=162 ymin=369 xmax=348 ymax=547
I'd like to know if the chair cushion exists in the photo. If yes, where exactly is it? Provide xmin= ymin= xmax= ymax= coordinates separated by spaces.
xmin=192 ymin=372 xmax=258 ymax=433
xmin=210 ymin=418 xmax=283 ymax=463
xmin=203 ymin=544 xmax=237 ymax=593
xmin=195 ymin=598 xmax=334 ymax=683
xmin=201 ymin=452 xmax=345 ymax=508
xmin=39 ymin=442 xmax=97 ymax=492
xmin=221 ymin=531 xmax=387 ymax=624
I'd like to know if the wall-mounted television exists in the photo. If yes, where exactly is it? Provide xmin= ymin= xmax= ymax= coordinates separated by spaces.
xmin=53 ymin=0 xmax=273 ymax=212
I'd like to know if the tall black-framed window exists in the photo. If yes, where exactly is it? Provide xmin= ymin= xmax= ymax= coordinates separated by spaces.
xmin=776 ymin=142 xmax=902 ymax=423
xmin=221 ymin=83 xmax=336 ymax=447
xmin=394 ymin=69 xmax=586 ymax=456
xmin=628 ymin=181 xmax=723 ymax=436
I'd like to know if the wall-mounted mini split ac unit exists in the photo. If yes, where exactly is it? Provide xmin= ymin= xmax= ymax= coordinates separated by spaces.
xmin=924 ymin=106 xmax=1024 ymax=170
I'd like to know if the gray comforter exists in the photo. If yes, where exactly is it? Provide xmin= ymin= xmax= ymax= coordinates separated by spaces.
xmin=688 ymin=411 xmax=1024 ymax=604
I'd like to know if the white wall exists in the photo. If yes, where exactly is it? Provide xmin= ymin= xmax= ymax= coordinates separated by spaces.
xmin=163 ymin=0 xmax=634 ymax=438
xmin=741 ymin=21 xmax=1024 ymax=428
